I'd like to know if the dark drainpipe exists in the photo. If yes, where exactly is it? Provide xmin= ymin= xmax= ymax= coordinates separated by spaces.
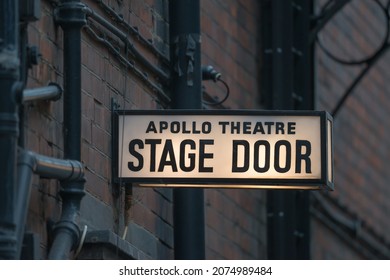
xmin=0 ymin=0 xmax=20 ymax=259
xmin=48 ymin=0 xmax=86 ymax=259
xmin=169 ymin=0 xmax=205 ymax=259
xmin=15 ymin=149 xmax=85 ymax=259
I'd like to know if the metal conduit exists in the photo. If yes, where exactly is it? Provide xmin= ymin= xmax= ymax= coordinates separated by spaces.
xmin=26 ymin=150 xmax=84 ymax=181
xmin=15 ymin=149 xmax=84 ymax=258
xmin=312 ymin=193 xmax=390 ymax=258
xmin=23 ymin=83 xmax=62 ymax=102
xmin=48 ymin=0 xmax=86 ymax=260
xmin=83 ymin=6 xmax=170 ymax=84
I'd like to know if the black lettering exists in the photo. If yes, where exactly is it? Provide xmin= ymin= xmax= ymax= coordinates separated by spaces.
xmin=202 ymin=122 xmax=212 ymax=134
xmin=264 ymin=122 xmax=275 ymax=134
xmin=182 ymin=122 xmax=191 ymax=134
xmin=145 ymin=121 xmax=157 ymax=133
xmin=192 ymin=122 xmax=201 ymax=134
xmin=232 ymin=140 xmax=249 ymax=172
xmin=231 ymin=121 xmax=240 ymax=134
xmin=253 ymin=122 xmax=265 ymax=134
xmin=159 ymin=121 xmax=168 ymax=133
xmin=288 ymin=122 xmax=296 ymax=134
xmin=171 ymin=121 xmax=180 ymax=133
xmin=254 ymin=140 xmax=270 ymax=172
xmin=274 ymin=140 xmax=291 ymax=173
xmin=199 ymin=140 xmax=214 ymax=172
xmin=128 ymin=139 xmax=144 ymax=171
xmin=275 ymin=122 xmax=285 ymax=134
xmin=295 ymin=140 xmax=312 ymax=173
xmin=158 ymin=140 xmax=178 ymax=172
xmin=145 ymin=139 xmax=161 ymax=172
xmin=243 ymin=122 xmax=251 ymax=134
xmin=180 ymin=140 xmax=196 ymax=172
xmin=219 ymin=121 xmax=229 ymax=134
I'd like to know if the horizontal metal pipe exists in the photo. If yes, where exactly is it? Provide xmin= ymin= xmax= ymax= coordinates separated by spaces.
xmin=15 ymin=149 xmax=84 ymax=259
xmin=23 ymin=83 xmax=62 ymax=102
xmin=25 ymin=150 xmax=84 ymax=181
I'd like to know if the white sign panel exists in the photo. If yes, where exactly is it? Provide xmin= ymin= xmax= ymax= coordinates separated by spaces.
xmin=114 ymin=110 xmax=333 ymax=190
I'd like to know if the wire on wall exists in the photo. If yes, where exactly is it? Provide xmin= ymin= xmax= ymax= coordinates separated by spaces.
xmin=310 ymin=0 xmax=390 ymax=258
xmin=92 ymin=0 xmax=169 ymax=66
xmin=202 ymin=78 xmax=230 ymax=107
xmin=84 ymin=23 xmax=170 ymax=107
xmin=83 ymin=6 xmax=170 ymax=85
xmin=311 ymin=192 xmax=390 ymax=259
xmin=313 ymin=0 xmax=390 ymax=117
xmin=201 ymin=65 xmax=230 ymax=107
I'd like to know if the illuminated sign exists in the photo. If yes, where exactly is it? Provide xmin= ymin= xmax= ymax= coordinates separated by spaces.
xmin=113 ymin=110 xmax=333 ymax=190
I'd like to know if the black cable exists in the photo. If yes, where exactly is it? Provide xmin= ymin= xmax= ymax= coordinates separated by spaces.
xmin=310 ymin=0 xmax=351 ymax=43
xmin=313 ymin=0 xmax=390 ymax=117
xmin=93 ymin=0 xmax=169 ymax=66
xmin=84 ymin=6 xmax=170 ymax=84
xmin=332 ymin=43 xmax=390 ymax=117
xmin=202 ymin=78 xmax=230 ymax=106
xmin=316 ymin=0 xmax=389 ymax=66
xmin=84 ymin=24 xmax=170 ymax=106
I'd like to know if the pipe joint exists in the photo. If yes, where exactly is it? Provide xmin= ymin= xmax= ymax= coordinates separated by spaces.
xmin=59 ymin=180 xmax=86 ymax=201
xmin=61 ymin=160 xmax=84 ymax=182
xmin=47 ymin=83 xmax=63 ymax=101
xmin=24 ymin=150 xmax=85 ymax=182
xmin=0 ymin=113 xmax=19 ymax=137
xmin=59 ymin=180 xmax=86 ymax=217
xmin=54 ymin=2 xmax=87 ymax=29
xmin=17 ymin=148 xmax=36 ymax=169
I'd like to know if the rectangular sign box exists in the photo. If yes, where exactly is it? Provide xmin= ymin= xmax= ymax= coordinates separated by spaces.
xmin=113 ymin=110 xmax=334 ymax=190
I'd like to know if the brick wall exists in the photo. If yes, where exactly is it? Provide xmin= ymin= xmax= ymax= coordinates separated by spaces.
xmin=22 ymin=0 xmax=266 ymax=259
xmin=24 ymin=0 xmax=390 ymax=260
xmin=201 ymin=0 xmax=261 ymax=109
xmin=314 ymin=0 xmax=390 ymax=258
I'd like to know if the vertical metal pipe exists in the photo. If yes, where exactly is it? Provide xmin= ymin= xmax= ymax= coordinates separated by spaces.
xmin=48 ymin=185 xmax=85 ymax=260
xmin=49 ymin=0 xmax=86 ymax=259
xmin=169 ymin=0 xmax=205 ymax=259
xmin=0 ymin=0 xmax=20 ymax=259
xmin=61 ymin=4 xmax=82 ymax=161
xmin=15 ymin=149 xmax=85 ymax=259
xmin=15 ymin=150 xmax=35 ymax=259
